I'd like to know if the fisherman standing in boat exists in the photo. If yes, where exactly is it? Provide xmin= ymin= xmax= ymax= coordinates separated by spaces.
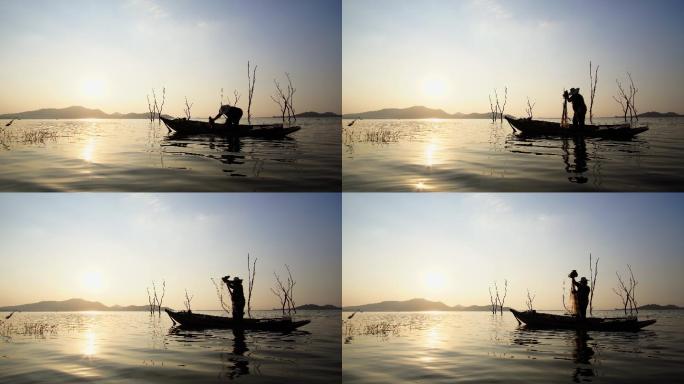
xmin=569 ymin=270 xmax=591 ymax=319
xmin=209 ymin=104 xmax=243 ymax=128
xmin=563 ymin=88 xmax=587 ymax=128
xmin=222 ymin=275 xmax=246 ymax=321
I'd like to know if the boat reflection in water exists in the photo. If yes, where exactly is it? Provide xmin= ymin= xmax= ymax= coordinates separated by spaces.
xmin=162 ymin=133 xmax=298 ymax=178
xmin=506 ymin=131 xmax=647 ymax=187
xmin=167 ymin=323 xmax=311 ymax=380
xmin=512 ymin=328 xmax=597 ymax=382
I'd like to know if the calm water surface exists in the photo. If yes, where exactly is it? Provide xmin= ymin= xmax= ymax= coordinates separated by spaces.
xmin=342 ymin=311 xmax=683 ymax=383
xmin=343 ymin=118 xmax=684 ymax=191
xmin=0 ymin=310 xmax=340 ymax=383
xmin=0 ymin=118 xmax=340 ymax=191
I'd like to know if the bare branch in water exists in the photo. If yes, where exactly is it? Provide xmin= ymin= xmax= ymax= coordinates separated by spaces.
xmin=183 ymin=289 xmax=194 ymax=312
xmin=247 ymin=61 xmax=257 ymax=124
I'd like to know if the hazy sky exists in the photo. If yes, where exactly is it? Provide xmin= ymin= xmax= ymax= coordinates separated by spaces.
xmin=343 ymin=193 xmax=684 ymax=310
xmin=343 ymin=0 xmax=684 ymax=116
xmin=0 ymin=193 xmax=341 ymax=309
xmin=0 ymin=0 xmax=341 ymax=116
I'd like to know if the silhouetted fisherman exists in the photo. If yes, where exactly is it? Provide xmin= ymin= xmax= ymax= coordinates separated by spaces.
xmin=563 ymin=88 xmax=587 ymax=128
xmin=222 ymin=275 xmax=246 ymax=321
xmin=569 ymin=270 xmax=591 ymax=319
xmin=210 ymin=105 xmax=243 ymax=127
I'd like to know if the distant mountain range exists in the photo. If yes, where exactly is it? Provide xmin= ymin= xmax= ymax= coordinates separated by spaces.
xmin=343 ymin=106 xmax=492 ymax=119
xmin=0 ymin=298 xmax=341 ymax=312
xmin=0 ymin=106 xmax=338 ymax=120
xmin=295 ymin=304 xmax=341 ymax=310
xmin=293 ymin=111 xmax=341 ymax=118
xmin=0 ymin=106 xmax=171 ymax=120
xmin=0 ymin=298 xmax=154 ymax=312
xmin=636 ymin=111 xmax=682 ymax=118
xmin=343 ymin=298 xmax=502 ymax=312
xmin=343 ymin=298 xmax=683 ymax=312
xmin=343 ymin=106 xmax=683 ymax=120
xmin=635 ymin=304 xmax=683 ymax=310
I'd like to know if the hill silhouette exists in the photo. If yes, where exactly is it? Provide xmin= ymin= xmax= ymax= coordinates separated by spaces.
xmin=343 ymin=298 xmax=499 ymax=312
xmin=0 ymin=298 xmax=154 ymax=312
xmin=0 ymin=106 xmax=170 ymax=120
xmin=637 ymin=111 xmax=683 ymax=118
xmin=343 ymin=106 xmax=491 ymax=119
xmin=295 ymin=304 xmax=341 ymax=310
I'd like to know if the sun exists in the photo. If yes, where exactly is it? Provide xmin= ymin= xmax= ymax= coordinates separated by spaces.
xmin=424 ymin=271 xmax=446 ymax=291
xmin=421 ymin=77 xmax=447 ymax=98
xmin=80 ymin=78 xmax=107 ymax=99
xmin=82 ymin=271 xmax=103 ymax=292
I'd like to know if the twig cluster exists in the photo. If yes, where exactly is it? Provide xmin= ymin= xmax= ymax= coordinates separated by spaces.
xmin=148 ymin=87 xmax=166 ymax=123
xmin=613 ymin=264 xmax=639 ymax=316
xmin=271 ymin=264 xmax=297 ymax=316
xmin=525 ymin=289 xmax=536 ymax=311
xmin=146 ymin=280 xmax=166 ymax=316
xmin=183 ymin=96 xmax=194 ymax=120
xmin=613 ymin=73 xmax=639 ymax=124
xmin=525 ymin=97 xmax=536 ymax=119
xmin=183 ymin=289 xmax=194 ymax=312
xmin=211 ymin=277 xmax=231 ymax=315
xmin=488 ymin=87 xmax=507 ymax=122
xmin=271 ymin=73 xmax=297 ymax=125
xmin=488 ymin=279 xmax=508 ymax=315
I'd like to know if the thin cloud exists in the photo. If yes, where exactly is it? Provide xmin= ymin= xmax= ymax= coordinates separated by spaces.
xmin=471 ymin=0 xmax=512 ymax=20
xmin=125 ymin=0 xmax=168 ymax=19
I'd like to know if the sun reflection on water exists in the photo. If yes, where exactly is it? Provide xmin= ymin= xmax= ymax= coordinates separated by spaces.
xmin=424 ymin=142 xmax=437 ymax=167
xmin=83 ymin=329 xmax=96 ymax=357
xmin=80 ymin=138 xmax=96 ymax=163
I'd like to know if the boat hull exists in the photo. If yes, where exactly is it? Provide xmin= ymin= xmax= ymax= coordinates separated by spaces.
xmin=160 ymin=116 xmax=301 ymax=138
xmin=505 ymin=116 xmax=648 ymax=139
xmin=165 ymin=309 xmax=310 ymax=331
xmin=510 ymin=309 xmax=656 ymax=332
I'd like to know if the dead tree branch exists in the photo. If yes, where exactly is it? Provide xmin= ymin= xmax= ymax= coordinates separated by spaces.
xmin=525 ymin=97 xmax=536 ymax=119
xmin=153 ymin=87 xmax=166 ymax=122
xmin=211 ymin=277 xmax=231 ymax=315
xmin=231 ymin=89 xmax=241 ymax=107
xmin=247 ymin=61 xmax=257 ymax=125
xmin=285 ymin=73 xmax=296 ymax=123
xmin=247 ymin=253 xmax=257 ymax=318
xmin=271 ymin=265 xmax=297 ymax=317
xmin=498 ymin=87 xmax=508 ymax=122
xmin=488 ymin=94 xmax=497 ymax=122
xmin=613 ymin=265 xmax=639 ymax=316
xmin=183 ymin=289 xmax=194 ymax=312
xmin=183 ymin=97 xmax=194 ymax=120
xmin=525 ymin=289 xmax=536 ymax=311
xmin=589 ymin=253 xmax=599 ymax=316
xmin=271 ymin=79 xmax=287 ymax=124
xmin=498 ymin=279 xmax=508 ymax=315
xmin=589 ymin=61 xmax=599 ymax=124
xmin=146 ymin=95 xmax=155 ymax=122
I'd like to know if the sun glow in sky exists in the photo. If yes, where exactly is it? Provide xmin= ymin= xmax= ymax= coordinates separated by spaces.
xmin=0 ymin=0 xmax=341 ymax=116
xmin=343 ymin=193 xmax=684 ymax=309
xmin=80 ymin=78 xmax=108 ymax=100
xmin=343 ymin=0 xmax=684 ymax=116
xmin=81 ymin=271 xmax=104 ymax=293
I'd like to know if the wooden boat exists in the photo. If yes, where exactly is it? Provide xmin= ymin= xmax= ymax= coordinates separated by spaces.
xmin=510 ymin=309 xmax=656 ymax=332
xmin=160 ymin=116 xmax=301 ymax=138
xmin=165 ymin=309 xmax=310 ymax=331
xmin=505 ymin=116 xmax=648 ymax=139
